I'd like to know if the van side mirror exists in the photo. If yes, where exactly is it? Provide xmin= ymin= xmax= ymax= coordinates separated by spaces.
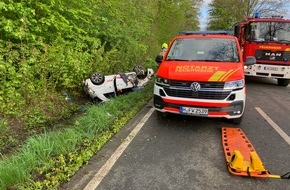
xmin=244 ymin=56 xmax=256 ymax=65
xmin=155 ymin=54 xmax=163 ymax=64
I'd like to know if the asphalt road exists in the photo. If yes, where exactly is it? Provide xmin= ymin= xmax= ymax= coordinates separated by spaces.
xmin=62 ymin=76 xmax=290 ymax=190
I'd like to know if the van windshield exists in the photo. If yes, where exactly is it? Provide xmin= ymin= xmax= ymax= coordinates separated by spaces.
xmin=166 ymin=38 xmax=239 ymax=62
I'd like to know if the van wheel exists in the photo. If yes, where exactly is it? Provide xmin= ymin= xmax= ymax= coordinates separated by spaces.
xmin=156 ymin=110 xmax=167 ymax=118
xmin=277 ymin=79 xmax=289 ymax=86
xmin=231 ymin=116 xmax=243 ymax=125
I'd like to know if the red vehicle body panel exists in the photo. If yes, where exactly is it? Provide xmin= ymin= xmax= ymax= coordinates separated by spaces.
xmin=153 ymin=33 xmax=247 ymax=123
xmin=157 ymin=61 xmax=244 ymax=82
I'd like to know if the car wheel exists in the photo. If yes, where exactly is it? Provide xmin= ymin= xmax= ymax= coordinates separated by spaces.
xmin=127 ymin=74 xmax=138 ymax=86
xmin=133 ymin=65 xmax=147 ymax=79
xmin=277 ymin=79 xmax=289 ymax=86
xmin=92 ymin=97 xmax=101 ymax=104
xmin=90 ymin=72 xmax=105 ymax=85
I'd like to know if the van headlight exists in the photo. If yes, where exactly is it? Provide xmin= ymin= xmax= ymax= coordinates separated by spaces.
xmin=224 ymin=79 xmax=244 ymax=90
xmin=155 ymin=76 xmax=170 ymax=87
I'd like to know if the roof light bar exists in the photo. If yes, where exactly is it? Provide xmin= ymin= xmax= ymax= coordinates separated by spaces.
xmin=179 ymin=30 xmax=233 ymax=35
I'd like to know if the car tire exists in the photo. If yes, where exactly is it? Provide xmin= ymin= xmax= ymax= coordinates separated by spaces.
xmin=90 ymin=72 xmax=105 ymax=85
xmin=133 ymin=65 xmax=147 ymax=80
xmin=127 ymin=74 xmax=138 ymax=86
xmin=92 ymin=97 xmax=101 ymax=104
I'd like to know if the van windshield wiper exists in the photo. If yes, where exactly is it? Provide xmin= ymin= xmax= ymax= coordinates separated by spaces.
xmin=193 ymin=59 xmax=223 ymax=62
xmin=166 ymin=59 xmax=226 ymax=62
xmin=166 ymin=58 xmax=191 ymax=61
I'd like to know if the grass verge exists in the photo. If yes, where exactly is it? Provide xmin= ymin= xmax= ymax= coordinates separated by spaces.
xmin=0 ymin=81 xmax=154 ymax=190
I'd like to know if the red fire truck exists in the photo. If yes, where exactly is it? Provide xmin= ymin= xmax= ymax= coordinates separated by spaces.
xmin=234 ymin=13 xmax=290 ymax=86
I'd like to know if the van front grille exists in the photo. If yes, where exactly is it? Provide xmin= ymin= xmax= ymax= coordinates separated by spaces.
xmin=163 ymin=80 xmax=230 ymax=100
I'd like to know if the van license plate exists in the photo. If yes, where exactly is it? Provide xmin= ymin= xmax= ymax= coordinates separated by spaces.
xmin=180 ymin=107 xmax=208 ymax=115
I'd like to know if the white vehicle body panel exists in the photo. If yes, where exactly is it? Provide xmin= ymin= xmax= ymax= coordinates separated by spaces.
xmin=84 ymin=69 xmax=154 ymax=102
xmin=244 ymin=63 xmax=290 ymax=78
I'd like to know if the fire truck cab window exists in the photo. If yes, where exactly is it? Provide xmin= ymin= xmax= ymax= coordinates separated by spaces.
xmin=247 ymin=22 xmax=290 ymax=43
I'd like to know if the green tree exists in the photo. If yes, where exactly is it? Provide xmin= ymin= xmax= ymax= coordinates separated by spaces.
xmin=207 ymin=0 xmax=242 ymax=30
xmin=0 ymin=0 xmax=202 ymax=130
xmin=148 ymin=0 xmax=202 ymax=56
xmin=207 ymin=0 xmax=290 ymax=30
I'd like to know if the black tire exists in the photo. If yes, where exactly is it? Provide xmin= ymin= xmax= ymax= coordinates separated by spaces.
xmin=231 ymin=116 xmax=243 ymax=125
xmin=277 ymin=79 xmax=289 ymax=86
xmin=127 ymin=74 xmax=138 ymax=86
xmin=133 ymin=65 xmax=147 ymax=79
xmin=92 ymin=97 xmax=101 ymax=104
xmin=156 ymin=110 xmax=168 ymax=118
xmin=90 ymin=72 xmax=105 ymax=85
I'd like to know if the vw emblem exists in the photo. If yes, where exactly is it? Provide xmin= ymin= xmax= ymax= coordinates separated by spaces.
xmin=190 ymin=82 xmax=201 ymax=91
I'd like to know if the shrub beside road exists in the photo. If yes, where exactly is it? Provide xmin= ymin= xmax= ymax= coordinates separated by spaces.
xmin=0 ymin=82 xmax=153 ymax=189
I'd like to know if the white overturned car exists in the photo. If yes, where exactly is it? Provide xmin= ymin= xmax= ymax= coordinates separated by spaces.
xmin=84 ymin=65 xmax=154 ymax=102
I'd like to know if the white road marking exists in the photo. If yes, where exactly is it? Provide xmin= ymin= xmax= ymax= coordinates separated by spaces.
xmin=255 ymin=107 xmax=290 ymax=146
xmin=83 ymin=108 xmax=155 ymax=190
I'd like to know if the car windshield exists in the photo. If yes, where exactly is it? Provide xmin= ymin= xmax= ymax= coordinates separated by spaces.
xmin=166 ymin=38 xmax=239 ymax=62
xmin=247 ymin=21 xmax=290 ymax=43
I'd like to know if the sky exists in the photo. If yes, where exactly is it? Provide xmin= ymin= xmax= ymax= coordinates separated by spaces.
xmin=199 ymin=0 xmax=290 ymax=30
xmin=199 ymin=0 xmax=212 ymax=30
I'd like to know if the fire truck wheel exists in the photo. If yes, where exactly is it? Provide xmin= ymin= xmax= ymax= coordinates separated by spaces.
xmin=277 ymin=79 xmax=289 ymax=87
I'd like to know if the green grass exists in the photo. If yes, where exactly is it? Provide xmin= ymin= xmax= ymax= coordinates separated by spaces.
xmin=0 ymin=81 xmax=154 ymax=190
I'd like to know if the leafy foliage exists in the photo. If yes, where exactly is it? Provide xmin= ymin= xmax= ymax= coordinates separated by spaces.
xmin=147 ymin=0 xmax=202 ymax=56
xmin=0 ymin=0 xmax=201 ymax=188
xmin=0 ymin=0 xmax=201 ymax=122
xmin=207 ymin=0 xmax=289 ymax=30
xmin=0 ymin=82 xmax=154 ymax=190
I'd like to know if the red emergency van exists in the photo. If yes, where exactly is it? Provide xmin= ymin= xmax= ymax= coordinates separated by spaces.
xmin=154 ymin=31 xmax=256 ymax=124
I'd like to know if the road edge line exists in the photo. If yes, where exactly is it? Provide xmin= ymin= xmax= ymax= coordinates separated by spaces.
xmin=255 ymin=107 xmax=290 ymax=146
xmin=83 ymin=108 xmax=155 ymax=190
